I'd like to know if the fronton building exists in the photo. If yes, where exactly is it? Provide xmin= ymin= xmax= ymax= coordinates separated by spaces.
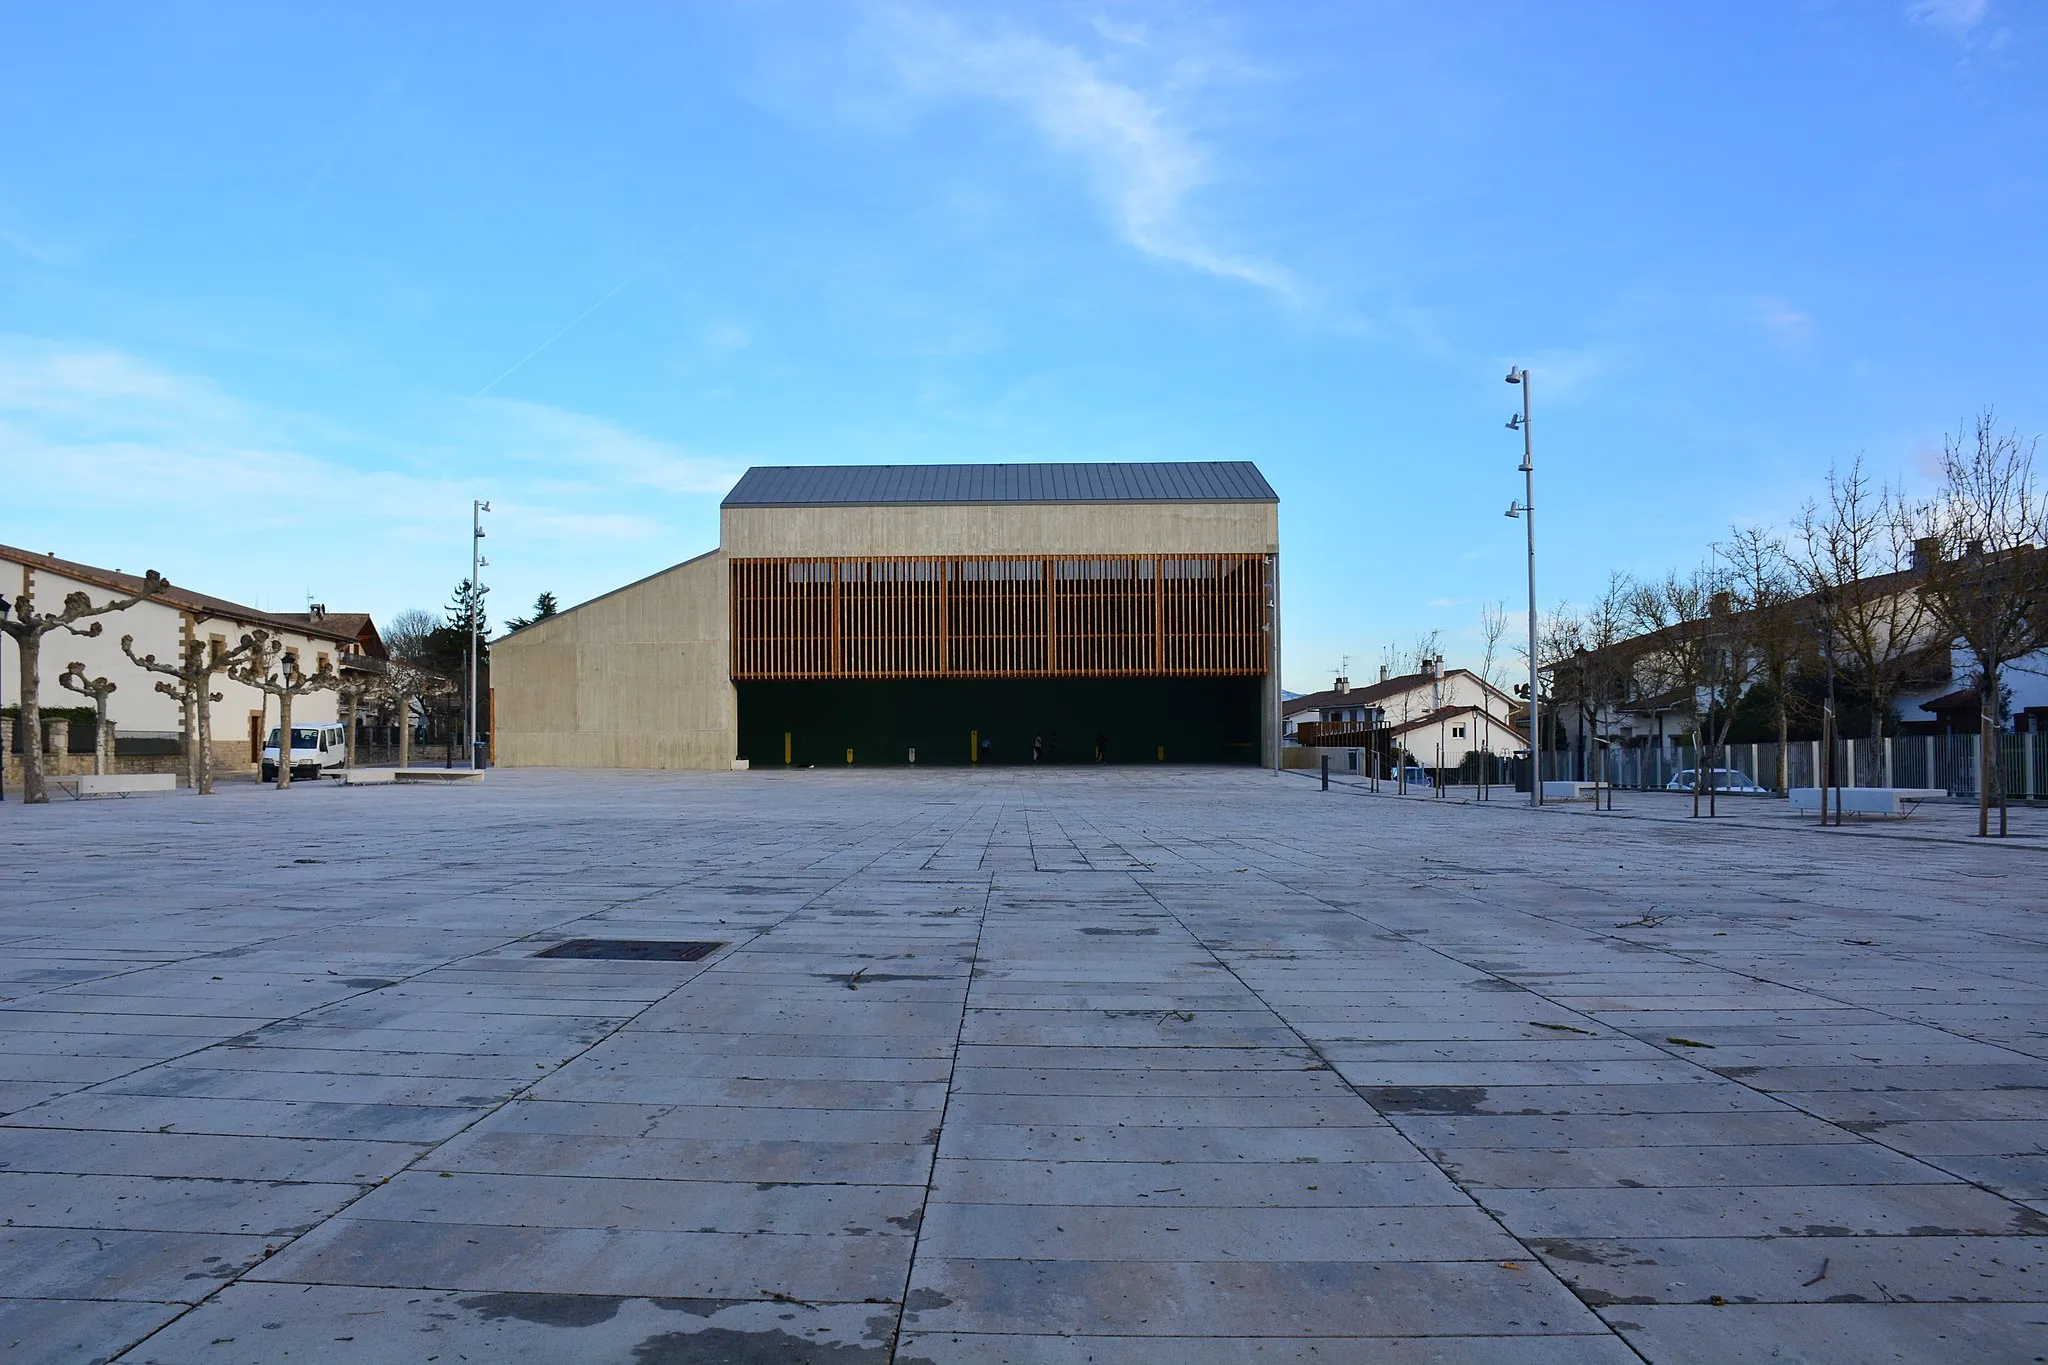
xmin=492 ymin=461 xmax=1281 ymax=769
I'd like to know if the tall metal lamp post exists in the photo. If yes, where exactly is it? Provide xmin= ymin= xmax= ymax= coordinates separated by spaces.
xmin=1504 ymin=366 xmax=1539 ymax=805
xmin=470 ymin=500 xmax=490 ymax=771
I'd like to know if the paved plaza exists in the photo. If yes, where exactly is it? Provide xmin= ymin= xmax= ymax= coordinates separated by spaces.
xmin=2 ymin=768 xmax=2045 ymax=1363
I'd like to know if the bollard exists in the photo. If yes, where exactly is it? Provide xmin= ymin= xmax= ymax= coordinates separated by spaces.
xmin=846 ymin=748 xmax=854 ymax=765
xmin=1321 ymin=754 xmax=1330 ymax=791
xmin=908 ymin=747 xmax=916 ymax=764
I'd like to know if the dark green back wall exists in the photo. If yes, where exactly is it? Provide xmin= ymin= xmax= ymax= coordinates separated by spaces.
xmin=738 ymin=677 xmax=1262 ymax=766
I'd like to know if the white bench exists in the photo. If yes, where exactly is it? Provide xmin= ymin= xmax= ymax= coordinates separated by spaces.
xmin=1542 ymin=781 xmax=1599 ymax=801
xmin=343 ymin=768 xmax=483 ymax=786
xmin=55 ymin=773 xmax=178 ymax=799
xmin=1788 ymin=787 xmax=1946 ymax=818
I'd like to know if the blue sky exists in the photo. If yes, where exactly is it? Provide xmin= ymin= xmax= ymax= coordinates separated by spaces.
xmin=3 ymin=1 xmax=2042 ymax=689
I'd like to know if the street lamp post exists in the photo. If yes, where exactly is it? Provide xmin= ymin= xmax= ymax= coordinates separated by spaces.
xmin=1504 ymin=367 xmax=1539 ymax=806
xmin=470 ymin=500 xmax=490 ymax=771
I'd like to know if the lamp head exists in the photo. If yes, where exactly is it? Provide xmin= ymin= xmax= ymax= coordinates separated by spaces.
xmin=1505 ymin=367 xmax=1523 ymax=385
xmin=1506 ymin=413 xmax=1523 ymax=431
xmin=1505 ymin=502 xmax=1522 ymax=519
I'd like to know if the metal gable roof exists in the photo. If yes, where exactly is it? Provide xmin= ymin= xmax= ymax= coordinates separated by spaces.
xmin=721 ymin=461 xmax=1277 ymax=508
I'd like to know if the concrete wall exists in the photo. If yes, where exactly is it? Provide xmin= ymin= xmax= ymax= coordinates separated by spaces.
xmin=721 ymin=501 xmax=1280 ymax=558
xmin=492 ymin=549 xmax=737 ymax=770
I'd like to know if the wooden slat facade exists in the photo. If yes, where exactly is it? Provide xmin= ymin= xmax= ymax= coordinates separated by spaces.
xmin=732 ymin=554 xmax=1268 ymax=681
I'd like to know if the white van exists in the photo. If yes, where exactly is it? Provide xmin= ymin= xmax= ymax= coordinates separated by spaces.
xmin=261 ymin=722 xmax=348 ymax=782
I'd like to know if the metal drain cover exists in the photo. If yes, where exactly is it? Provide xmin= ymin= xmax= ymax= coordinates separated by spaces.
xmin=533 ymin=939 xmax=726 ymax=962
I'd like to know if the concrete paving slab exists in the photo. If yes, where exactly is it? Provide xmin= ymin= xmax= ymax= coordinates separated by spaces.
xmin=4 ymin=766 xmax=2043 ymax=1363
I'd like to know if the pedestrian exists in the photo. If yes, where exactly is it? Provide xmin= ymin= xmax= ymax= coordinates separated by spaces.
xmin=1032 ymin=734 xmax=1043 ymax=763
xmin=1094 ymin=732 xmax=1107 ymax=763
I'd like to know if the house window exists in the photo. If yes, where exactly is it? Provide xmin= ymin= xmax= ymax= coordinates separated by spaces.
xmin=1452 ymin=725 xmax=1466 ymax=738
xmin=317 ymin=652 xmax=331 ymax=673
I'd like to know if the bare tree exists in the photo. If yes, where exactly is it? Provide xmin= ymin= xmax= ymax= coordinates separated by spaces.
xmin=1478 ymin=600 xmax=1509 ymax=693
xmin=56 ymin=662 xmax=116 ymax=775
xmin=381 ymin=659 xmax=458 ymax=770
xmin=1 ymin=571 xmax=168 ymax=803
xmin=334 ymin=669 xmax=376 ymax=771
xmin=120 ymin=633 xmax=260 ymax=794
xmin=1915 ymin=411 xmax=2048 ymax=837
xmin=1798 ymin=458 xmax=1934 ymax=778
xmin=1716 ymin=525 xmax=1805 ymax=795
xmin=229 ymin=631 xmax=338 ymax=790
xmin=1576 ymin=573 xmax=1638 ymax=807
xmin=382 ymin=608 xmax=441 ymax=665
xmin=1632 ymin=566 xmax=1756 ymax=816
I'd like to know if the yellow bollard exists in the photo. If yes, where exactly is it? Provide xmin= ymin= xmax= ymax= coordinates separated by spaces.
xmin=1158 ymin=745 xmax=1165 ymax=762
xmin=970 ymin=730 xmax=979 ymax=764
xmin=846 ymin=748 xmax=854 ymax=765
xmin=783 ymin=732 xmax=792 ymax=766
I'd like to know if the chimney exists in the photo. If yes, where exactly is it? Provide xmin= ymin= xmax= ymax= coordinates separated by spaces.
xmin=1709 ymin=591 xmax=1732 ymax=616
xmin=309 ymin=603 xmax=326 ymax=620
xmin=1911 ymin=536 xmax=1941 ymax=570
xmin=1334 ymin=675 xmax=1349 ymax=695
xmin=1377 ymin=664 xmax=1389 ymax=684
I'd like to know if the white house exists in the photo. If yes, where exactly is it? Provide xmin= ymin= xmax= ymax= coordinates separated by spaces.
xmin=1284 ymin=665 xmax=1520 ymax=741
xmin=2 ymin=544 xmax=367 ymax=779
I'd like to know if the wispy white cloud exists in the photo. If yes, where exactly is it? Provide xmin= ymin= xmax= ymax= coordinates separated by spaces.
xmin=867 ymin=8 xmax=1294 ymax=299
xmin=1753 ymin=296 xmax=1814 ymax=349
xmin=0 ymin=337 xmax=737 ymax=618
xmin=471 ymin=398 xmax=745 ymax=497
xmin=1906 ymin=0 xmax=1988 ymax=34
xmin=1493 ymin=349 xmax=1610 ymax=402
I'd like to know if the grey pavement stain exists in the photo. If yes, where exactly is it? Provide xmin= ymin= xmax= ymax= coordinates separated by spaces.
xmin=1359 ymin=1085 xmax=1494 ymax=1115
xmin=460 ymin=1291 xmax=625 ymax=1327
xmin=629 ymin=1328 xmax=893 ymax=1363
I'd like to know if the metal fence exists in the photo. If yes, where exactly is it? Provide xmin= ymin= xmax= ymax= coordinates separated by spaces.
xmin=1540 ymin=732 xmax=2048 ymax=799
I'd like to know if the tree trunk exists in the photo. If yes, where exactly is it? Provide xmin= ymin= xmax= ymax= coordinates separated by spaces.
xmin=19 ymin=628 xmax=46 ymax=804
xmin=343 ymin=691 xmax=358 ymax=769
xmin=276 ymin=691 xmax=293 ymax=790
xmin=182 ymin=688 xmax=199 ymax=790
xmin=1774 ymin=695 xmax=1789 ymax=797
xmin=93 ymin=695 xmax=108 ymax=775
xmin=195 ymin=687 xmax=215 ymax=795
xmin=1979 ymin=671 xmax=1994 ymax=839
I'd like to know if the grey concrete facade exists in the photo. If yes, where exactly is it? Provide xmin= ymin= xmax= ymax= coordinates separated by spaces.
xmin=2 ymin=769 xmax=2043 ymax=1362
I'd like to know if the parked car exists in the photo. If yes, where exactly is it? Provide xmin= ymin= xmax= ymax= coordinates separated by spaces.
xmin=1394 ymin=764 xmax=1435 ymax=791
xmin=1664 ymin=767 xmax=1765 ymax=794
xmin=261 ymin=722 xmax=348 ymax=782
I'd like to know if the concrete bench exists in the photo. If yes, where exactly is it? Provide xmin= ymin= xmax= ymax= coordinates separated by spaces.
xmin=343 ymin=768 xmax=483 ymax=786
xmin=55 ymin=773 xmax=178 ymax=799
xmin=1788 ymin=787 xmax=1947 ymax=818
xmin=1542 ymin=781 xmax=1599 ymax=801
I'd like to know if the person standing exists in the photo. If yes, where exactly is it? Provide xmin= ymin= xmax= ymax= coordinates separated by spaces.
xmin=1032 ymin=734 xmax=1043 ymax=763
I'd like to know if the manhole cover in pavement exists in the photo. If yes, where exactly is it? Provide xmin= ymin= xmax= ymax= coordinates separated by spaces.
xmin=533 ymin=939 xmax=726 ymax=962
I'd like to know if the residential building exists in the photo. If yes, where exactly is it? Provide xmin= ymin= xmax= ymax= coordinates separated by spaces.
xmin=1 ymin=545 xmax=367 ymax=782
